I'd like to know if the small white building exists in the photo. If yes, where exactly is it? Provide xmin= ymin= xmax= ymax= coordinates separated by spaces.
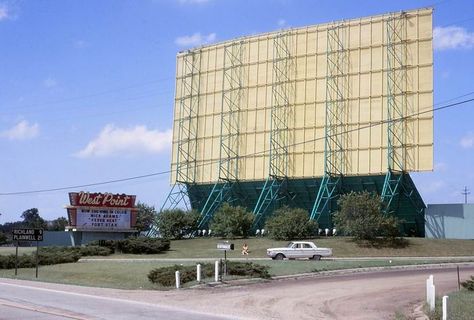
xmin=425 ymin=204 xmax=474 ymax=239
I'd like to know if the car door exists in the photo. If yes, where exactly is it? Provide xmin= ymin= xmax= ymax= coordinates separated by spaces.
xmin=301 ymin=243 xmax=314 ymax=258
xmin=287 ymin=242 xmax=300 ymax=258
xmin=294 ymin=243 xmax=306 ymax=258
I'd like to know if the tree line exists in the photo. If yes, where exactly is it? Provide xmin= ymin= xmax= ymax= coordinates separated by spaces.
xmin=153 ymin=191 xmax=403 ymax=243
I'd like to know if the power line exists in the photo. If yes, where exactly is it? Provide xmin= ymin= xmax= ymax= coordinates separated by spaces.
xmin=0 ymin=94 xmax=473 ymax=196
xmin=0 ymin=77 xmax=174 ymax=115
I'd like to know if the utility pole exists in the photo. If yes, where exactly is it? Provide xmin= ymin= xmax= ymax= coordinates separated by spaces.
xmin=461 ymin=186 xmax=470 ymax=204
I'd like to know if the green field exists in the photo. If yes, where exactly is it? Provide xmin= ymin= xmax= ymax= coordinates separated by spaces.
xmin=70 ymin=237 xmax=474 ymax=260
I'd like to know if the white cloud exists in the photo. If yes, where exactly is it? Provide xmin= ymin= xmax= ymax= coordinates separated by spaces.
xmin=278 ymin=19 xmax=287 ymax=27
xmin=460 ymin=132 xmax=474 ymax=148
xmin=175 ymin=32 xmax=216 ymax=47
xmin=76 ymin=124 xmax=172 ymax=158
xmin=1 ymin=120 xmax=39 ymax=140
xmin=43 ymin=77 xmax=58 ymax=88
xmin=433 ymin=26 xmax=474 ymax=50
xmin=0 ymin=3 xmax=10 ymax=21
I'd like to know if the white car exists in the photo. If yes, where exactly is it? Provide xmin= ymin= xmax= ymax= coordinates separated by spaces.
xmin=267 ymin=241 xmax=332 ymax=260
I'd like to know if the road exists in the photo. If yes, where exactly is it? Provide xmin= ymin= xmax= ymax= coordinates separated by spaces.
xmin=1 ymin=264 xmax=473 ymax=319
xmin=0 ymin=281 xmax=232 ymax=320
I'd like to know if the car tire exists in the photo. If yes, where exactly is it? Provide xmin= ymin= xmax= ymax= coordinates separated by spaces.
xmin=275 ymin=253 xmax=285 ymax=260
xmin=312 ymin=255 xmax=322 ymax=261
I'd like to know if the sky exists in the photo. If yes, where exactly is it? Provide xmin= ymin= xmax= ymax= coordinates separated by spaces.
xmin=1 ymin=0 xmax=474 ymax=223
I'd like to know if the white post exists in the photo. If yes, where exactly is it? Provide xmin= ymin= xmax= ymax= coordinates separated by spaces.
xmin=430 ymin=283 xmax=436 ymax=311
xmin=215 ymin=260 xmax=219 ymax=282
xmin=442 ymin=295 xmax=448 ymax=320
xmin=197 ymin=264 xmax=201 ymax=282
xmin=426 ymin=275 xmax=435 ymax=311
xmin=175 ymin=271 xmax=180 ymax=289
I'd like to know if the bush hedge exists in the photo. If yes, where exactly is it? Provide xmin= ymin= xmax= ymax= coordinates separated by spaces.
xmin=148 ymin=261 xmax=270 ymax=286
xmin=0 ymin=245 xmax=112 ymax=269
xmin=461 ymin=276 xmax=474 ymax=291
xmin=118 ymin=237 xmax=170 ymax=254
xmin=88 ymin=237 xmax=170 ymax=254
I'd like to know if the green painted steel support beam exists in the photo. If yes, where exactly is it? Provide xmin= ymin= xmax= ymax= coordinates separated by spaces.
xmin=311 ymin=24 xmax=348 ymax=223
xmin=382 ymin=13 xmax=408 ymax=214
xmin=198 ymin=41 xmax=245 ymax=227
xmin=253 ymin=31 xmax=293 ymax=229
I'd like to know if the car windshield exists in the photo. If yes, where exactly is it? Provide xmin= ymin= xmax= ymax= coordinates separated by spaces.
xmin=287 ymin=242 xmax=295 ymax=248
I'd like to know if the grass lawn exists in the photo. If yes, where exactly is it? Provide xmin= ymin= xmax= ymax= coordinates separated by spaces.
xmin=422 ymin=290 xmax=474 ymax=320
xmin=77 ymin=237 xmax=474 ymax=260
xmin=1 ymin=258 xmax=472 ymax=290
xmin=444 ymin=290 xmax=474 ymax=320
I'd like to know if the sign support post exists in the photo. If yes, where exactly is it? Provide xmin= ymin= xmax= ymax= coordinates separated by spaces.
xmin=12 ymin=228 xmax=43 ymax=277
xmin=36 ymin=240 xmax=39 ymax=278
xmin=15 ymin=240 xmax=19 ymax=276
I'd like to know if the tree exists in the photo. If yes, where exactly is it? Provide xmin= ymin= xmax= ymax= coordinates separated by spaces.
xmin=156 ymin=209 xmax=200 ymax=239
xmin=48 ymin=217 xmax=69 ymax=231
xmin=0 ymin=232 xmax=7 ymax=245
xmin=21 ymin=208 xmax=47 ymax=229
xmin=210 ymin=203 xmax=254 ymax=239
xmin=333 ymin=191 xmax=401 ymax=241
xmin=265 ymin=206 xmax=318 ymax=241
xmin=135 ymin=202 xmax=157 ymax=233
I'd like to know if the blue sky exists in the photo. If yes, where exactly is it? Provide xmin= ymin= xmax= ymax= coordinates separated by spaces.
xmin=1 ymin=0 xmax=474 ymax=223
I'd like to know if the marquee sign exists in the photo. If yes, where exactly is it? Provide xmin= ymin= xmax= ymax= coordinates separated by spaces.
xmin=66 ymin=192 xmax=138 ymax=232
xmin=69 ymin=192 xmax=136 ymax=208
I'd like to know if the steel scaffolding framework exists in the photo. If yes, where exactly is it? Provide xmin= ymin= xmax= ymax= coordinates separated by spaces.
xmin=381 ymin=13 xmax=409 ymax=213
xmin=310 ymin=24 xmax=349 ymax=222
xmin=147 ymin=51 xmax=201 ymax=236
xmin=198 ymin=41 xmax=245 ymax=228
xmin=253 ymin=31 xmax=294 ymax=229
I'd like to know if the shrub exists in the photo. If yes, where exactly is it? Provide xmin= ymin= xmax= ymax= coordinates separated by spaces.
xmin=156 ymin=209 xmax=200 ymax=239
xmin=461 ymin=276 xmax=474 ymax=291
xmin=210 ymin=203 xmax=254 ymax=238
xmin=148 ymin=263 xmax=214 ymax=286
xmin=78 ymin=245 xmax=113 ymax=256
xmin=0 ymin=255 xmax=16 ymax=269
xmin=333 ymin=191 xmax=402 ymax=241
xmin=0 ymin=246 xmax=112 ymax=269
xmin=226 ymin=261 xmax=271 ymax=279
xmin=87 ymin=240 xmax=117 ymax=253
xmin=265 ymin=206 xmax=318 ymax=241
xmin=148 ymin=262 xmax=270 ymax=286
xmin=0 ymin=232 xmax=8 ymax=245
xmin=118 ymin=237 xmax=170 ymax=254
